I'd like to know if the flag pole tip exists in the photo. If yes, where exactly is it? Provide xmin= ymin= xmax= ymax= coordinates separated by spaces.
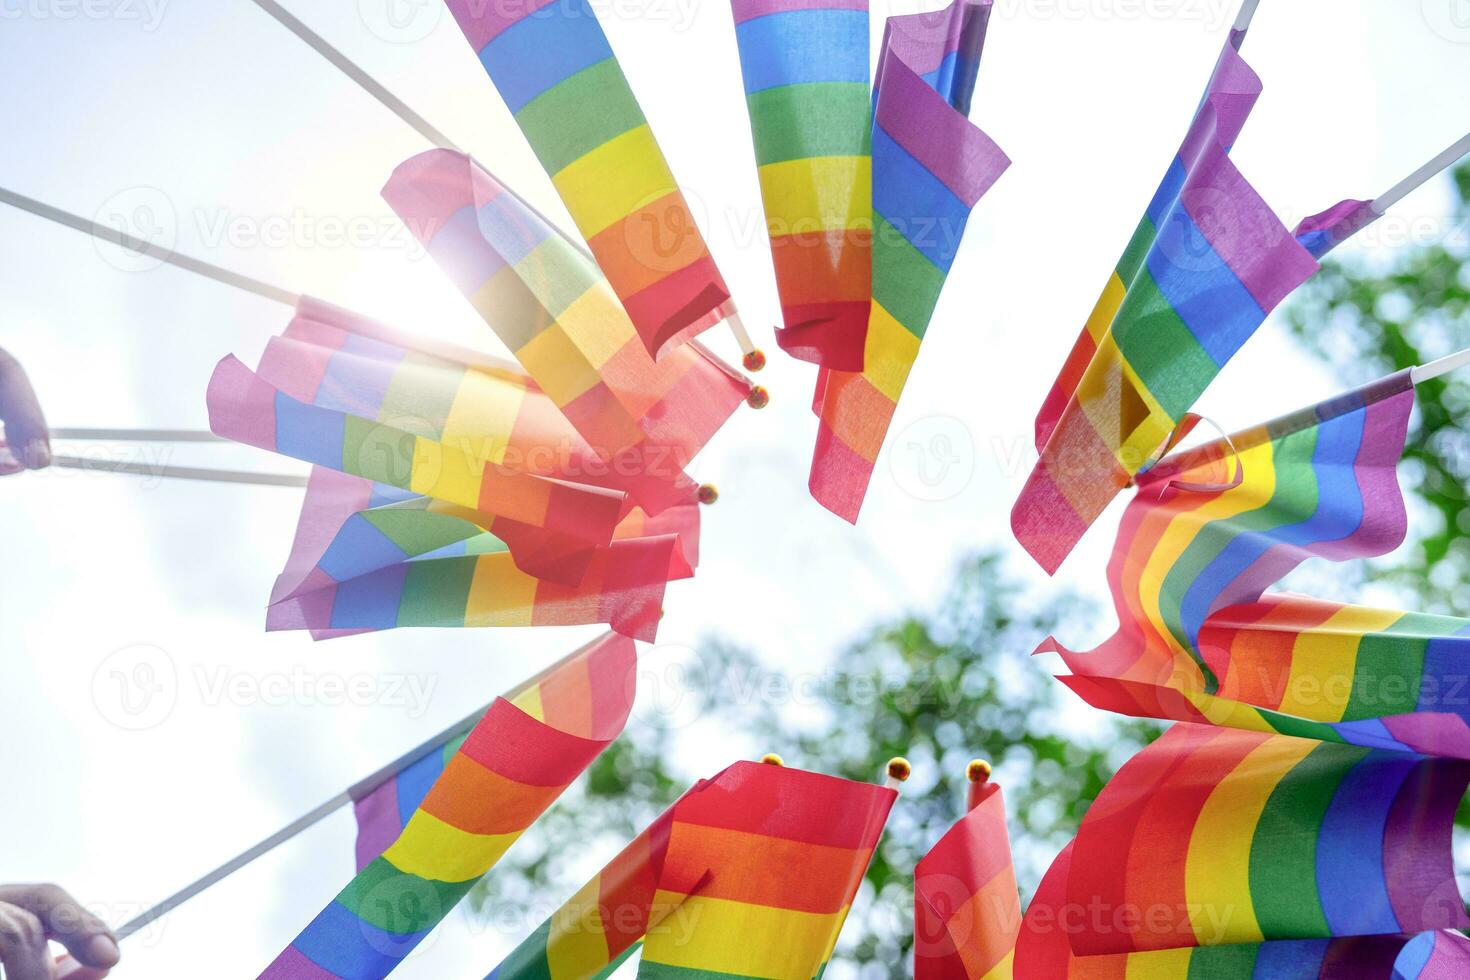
xmin=760 ymin=753 xmax=785 ymax=767
xmin=697 ymin=484 xmax=719 ymax=505
xmin=742 ymin=349 xmax=767 ymax=372
xmin=967 ymin=759 xmax=992 ymax=784
xmin=746 ymin=386 xmax=770 ymax=410
xmin=886 ymin=757 xmax=912 ymax=783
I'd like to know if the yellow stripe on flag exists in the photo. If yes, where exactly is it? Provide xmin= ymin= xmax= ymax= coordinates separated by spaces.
xmin=757 ymin=156 xmax=872 ymax=237
xmin=384 ymin=809 xmax=520 ymax=882
xmin=641 ymin=892 xmax=845 ymax=977
xmin=554 ymin=125 xmax=678 ymax=238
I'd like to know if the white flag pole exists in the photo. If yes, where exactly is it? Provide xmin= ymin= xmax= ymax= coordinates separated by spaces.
xmin=1373 ymin=132 xmax=1470 ymax=216
xmin=1411 ymin=346 xmax=1470 ymax=386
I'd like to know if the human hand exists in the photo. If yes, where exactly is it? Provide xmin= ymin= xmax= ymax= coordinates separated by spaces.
xmin=0 ymin=884 xmax=119 ymax=979
xmin=0 ymin=348 xmax=50 ymax=475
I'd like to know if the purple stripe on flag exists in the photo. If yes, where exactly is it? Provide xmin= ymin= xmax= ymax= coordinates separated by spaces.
xmin=730 ymin=0 xmax=867 ymax=25
xmin=881 ymin=0 xmax=989 ymax=76
xmin=1177 ymin=143 xmax=1319 ymax=315
xmin=352 ymin=781 xmax=403 ymax=872
xmin=257 ymin=944 xmax=340 ymax=979
xmin=1178 ymin=41 xmax=1262 ymax=164
xmin=873 ymin=54 xmax=1007 ymax=206
xmin=1383 ymin=760 xmax=1470 ymax=933
xmin=1382 ymin=714 xmax=1470 ymax=762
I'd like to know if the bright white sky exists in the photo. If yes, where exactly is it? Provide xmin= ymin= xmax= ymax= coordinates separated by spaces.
xmin=1 ymin=0 xmax=1468 ymax=976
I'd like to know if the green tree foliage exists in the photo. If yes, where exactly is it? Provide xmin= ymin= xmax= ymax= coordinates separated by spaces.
xmin=1286 ymin=164 xmax=1470 ymax=615
xmin=472 ymin=553 xmax=1156 ymax=973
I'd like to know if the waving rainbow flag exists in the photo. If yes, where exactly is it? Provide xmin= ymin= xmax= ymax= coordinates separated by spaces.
xmin=354 ymin=632 xmax=638 ymax=871
xmin=441 ymin=0 xmax=734 ymax=358
xmin=259 ymin=633 xmax=636 ymax=980
xmin=1012 ymin=30 xmax=1383 ymax=574
xmin=914 ymin=770 xmax=1019 ymax=980
xmin=383 ymin=150 xmax=751 ymax=516
xmin=730 ymin=0 xmax=872 ymax=368
xmin=1043 ymin=372 xmax=1416 ymax=694
xmin=1063 ymin=724 xmax=1469 ymax=956
xmin=263 ymin=469 xmax=691 ymax=644
xmin=1013 ymin=842 xmax=1461 ymax=979
xmin=809 ymin=0 xmax=1009 ymax=522
xmin=635 ymin=760 xmax=897 ymax=979
xmin=487 ymin=801 xmax=685 ymax=980
xmin=1062 ymin=594 xmax=1470 ymax=760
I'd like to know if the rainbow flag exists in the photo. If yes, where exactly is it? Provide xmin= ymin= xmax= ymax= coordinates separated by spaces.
xmin=809 ymin=0 xmax=1009 ymax=522
xmin=1012 ymin=32 xmax=1383 ymax=574
xmin=259 ymin=632 xmax=637 ymax=980
xmin=207 ymin=300 xmax=634 ymax=546
xmin=635 ymin=760 xmax=897 ymax=979
xmin=353 ymin=632 xmax=637 ymax=870
xmin=1394 ymin=931 xmax=1470 ymax=979
xmin=914 ymin=776 xmax=1019 ymax=980
xmin=1013 ymin=842 xmax=1444 ymax=979
xmin=264 ymin=481 xmax=688 ymax=642
xmin=383 ymin=149 xmax=751 ymax=516
xmin=1061 ymin=594 xmax=1470 ymax=760
xmin=441 ymin=0 xmax=734 ymax=358
xmin=1059 ymin=724 xmax=1470 ymax=957
xmin=1043 ymin=372 xmax=1416 ymax=694
xmin=730 ymin=0 xmax=872 ymax=368
xmin=487 ymin=801 xmax=687 ymax=980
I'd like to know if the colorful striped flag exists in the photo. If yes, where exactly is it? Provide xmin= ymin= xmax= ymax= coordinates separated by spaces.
xmin=1059 ymin=724 xmax=1470 ymax=957
xmin=383 ymin=149 xmax=751 ymax=516
xmin=259 ymin=632 xmax=637 ymax=979
xmin=809 ymin=0 xmax=1009 ymax=522
xmin=729 ymin=0 xmax=872 ymax=368
xmin=1013 ymin=842 xmax=1436 ymax=979
xmin=1393 ymin=931 xmax=1470 ymax=979
xmin=441 ymin=0 xmax=734 ymax=358
xmin=1060 ymin=594 xmax=1470 ymax=760
xmin=353 ymin=632 xmax=636 ymax=871
xmin=263 ymin=470 xmax=689 ymax=642
xmin=634 ymin=760 xmax=897 ymax=979
xmin=914 ymin=770 xmax=1019 ymax=980
xmin=486 ymin=801 xmax=686 ymax=980
xmin=1012 ymin=33 xmax=1384 ymax=574
xmin=1042 ymin=372 xmax=1416 ymax=694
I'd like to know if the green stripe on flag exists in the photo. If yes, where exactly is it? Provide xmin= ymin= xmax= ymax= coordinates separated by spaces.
xmin=746 ymin=83 xmax=870 ymax=165
xmin=518 ymin=59 xmax=647 ymax=176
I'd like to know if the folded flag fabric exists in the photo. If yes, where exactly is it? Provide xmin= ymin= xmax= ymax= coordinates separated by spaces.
xmin=1013 ymin=842 xmax=1445 ymax=979
xmin=259 ymin=632 xmax=637 ymax=980
xmin=353 ymin=631 xmax=637 ymax=870
xmin=1060 ymin=724 xmax=1470 ymax=957
xmin=809 ymin=0 xmax=1009 ymax=522
xmin=207 ymin=299 xmax=630 ymax=547
xmin=1394 ymin=931 xmax=1470 ymax=979
xmin=263 ymin=472 xmax=689 ymax=642
xmin=1012 ymin=31 xmax=1385 ymax=574
xmin=442 ymin=0 xmax=734 ymax=358
xmin=1042 ymin=372 xmax=1416 ymax=694
xmin=914 ymin=773 xmax=1019 ymax=980
xmin=730 ymin=0 xmax=872 ymax=368
xmin=383 ymin=150 xmax=751 ymax=516
xmin=1061 ymin=593 xmax=1470 ymax=760
xmin=487 ymin=800 xmax=687 ymax=980
xmin=635 ymin=760 xmax=898 ymax=979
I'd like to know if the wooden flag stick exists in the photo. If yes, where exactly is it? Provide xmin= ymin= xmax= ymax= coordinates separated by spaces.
xmin=110 ymin=638 xmax=594 ymax=941
xmin=50 ymin=428 xmax=226 ymax=443
xmin=1412 ymin=345 xmax=1470 ymax=386
xmin=50 ymin=455 xmax=307 ymax=487
xmin=882 ymin=756 xmax=912 ymax=791
xmin=1373 ymin=132 xmax=1470 ymax=215
xmin=246 ymin=0 xmax=760 ymax=364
